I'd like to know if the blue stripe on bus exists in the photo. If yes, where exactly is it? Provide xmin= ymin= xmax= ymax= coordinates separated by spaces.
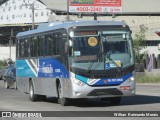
xmin=38 ymin=58 xmax=69 ymax=78
xmin=16 ymin=58 xmax=69 ymax=78
xmin=75 ymin=74 xmax=88 ymax=83
xmin=95 ymin=73 xmax=133 ymax=86
xmin=75 ymin=73 xmax=133 ymax=86
xmin=16 ymin=60 xmax=36 ymax=77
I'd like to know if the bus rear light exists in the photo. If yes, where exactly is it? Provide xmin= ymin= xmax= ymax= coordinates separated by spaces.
xmin=120 ymin=86 xmax=130 ymax=90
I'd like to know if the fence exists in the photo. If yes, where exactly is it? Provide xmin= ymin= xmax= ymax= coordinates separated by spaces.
xmin=143 ymin=54 xmax=160 ymax=69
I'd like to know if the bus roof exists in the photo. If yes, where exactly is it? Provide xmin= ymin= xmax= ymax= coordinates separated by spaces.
xmin=16 ymin=20 xmax=128 ymax=37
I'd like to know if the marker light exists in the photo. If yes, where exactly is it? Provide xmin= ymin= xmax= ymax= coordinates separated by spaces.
xmin=120 ymin=86 xmax=130 ymax=90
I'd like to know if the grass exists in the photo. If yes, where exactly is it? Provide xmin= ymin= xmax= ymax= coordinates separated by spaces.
xmin=0 ymin=60 xmax=7 ymax=75
xmin=136 ymin=73 xmax=160 ymax=83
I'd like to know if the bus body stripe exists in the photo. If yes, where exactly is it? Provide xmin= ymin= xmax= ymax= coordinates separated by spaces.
xmin=25 ymin=60 xmax=37 ymax=77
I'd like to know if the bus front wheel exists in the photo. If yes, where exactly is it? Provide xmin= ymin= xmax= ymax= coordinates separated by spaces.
xmin=57 ymin=82 xmax=69 ymax=106
xmin=110 ymin=97 xmax=121 ymax=105
xmin=29 ymin=81 xmax=38 ymax=101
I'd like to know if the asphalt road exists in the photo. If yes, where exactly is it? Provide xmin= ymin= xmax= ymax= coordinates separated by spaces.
xmin=0 ymin=80 xmax=160 ymax=120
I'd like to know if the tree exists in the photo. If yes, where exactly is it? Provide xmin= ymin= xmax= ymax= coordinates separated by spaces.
xmin=133 ymin=24 xmax=148 ymax=64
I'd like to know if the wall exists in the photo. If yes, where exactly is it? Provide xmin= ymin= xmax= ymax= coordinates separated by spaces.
xmin=0 ymin=0 xmax=51 ymax=25
xmin=0 ymin=46 xmax=15 ymax=61
xmin=141 ymin=46 xmax=160 ymax=57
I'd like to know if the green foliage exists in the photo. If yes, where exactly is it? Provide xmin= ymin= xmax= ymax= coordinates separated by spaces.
xmin=137 ymin=75 xmax=160 ymax=83
xmin=0 ymin=60 xmax=7 ymax=66
xmin=133 ymin=24 xmax=148 ymax=63
xmin=0 ymin=60 xmax=7 ymax=74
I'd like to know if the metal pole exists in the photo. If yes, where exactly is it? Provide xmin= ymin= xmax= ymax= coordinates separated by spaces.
xmin=94 ymin=13 xmax=97 ymax=20
xmin=9 ymin=28 xmax=13 ymax=59
xmin=9 ymin=39 xmax=11 ymax=59
xmin=67 ymin=0 xmax=69 ymax=21
xmin=32 ymin=3 xmax=35 ymax=29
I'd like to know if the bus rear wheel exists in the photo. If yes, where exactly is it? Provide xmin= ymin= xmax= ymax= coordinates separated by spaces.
xmin=57 ymin=82 xmax=69 ymax=106
xmin=29 ymin=81 xmax=39 ymax=101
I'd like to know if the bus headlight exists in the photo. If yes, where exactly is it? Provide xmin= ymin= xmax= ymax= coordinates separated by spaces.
xmin=127 ymin=77 xmax=135 ymax=83
xmin=72 ymin=77 xmax=85 ymax=86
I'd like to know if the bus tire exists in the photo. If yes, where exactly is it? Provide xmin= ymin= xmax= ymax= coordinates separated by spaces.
xmin=101 ymin=97 xmax=110 ymax=101
xmin=110 ymin=97 xmax=121 ymax=105
xmin=4 ymin=80 xmax=9 ymax=89
xmin=29 ymin=81 xmax=38 ymax=101
xmin=57 ymin=82 xmax=69 ymax=106
xmin=39 ymin=95 xmax=46 ymax=101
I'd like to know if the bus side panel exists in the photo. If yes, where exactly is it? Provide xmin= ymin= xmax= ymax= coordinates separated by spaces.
xmin=33 ymin=78 xmax=58 ymax=96
xmin=16 ymin=58 xmax=69 ymax=97
xmin=36 ymin=58 xmax=69 ymax=96
xmin=17 ymin=77 xmax=29 ymax=93
xmin=17 ymin=76 xmax=58 ymax=97
xmin=16 ymin=59 xmax=37 ymax=93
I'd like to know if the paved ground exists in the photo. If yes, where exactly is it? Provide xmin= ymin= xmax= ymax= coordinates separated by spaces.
xmin=0 ymin=80 xmax=160 ymax=120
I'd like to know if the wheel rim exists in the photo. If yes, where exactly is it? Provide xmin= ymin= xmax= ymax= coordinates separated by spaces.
xmin=30 ymin=84 xmax=33 ymax=98
xmin=58 ymin=84 xmax=63 ymax=99
xmin=14 ymin=81 xmax=17 ymax=89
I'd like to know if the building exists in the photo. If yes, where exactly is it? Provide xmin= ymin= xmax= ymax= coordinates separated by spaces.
xmin=0 ymin=0 xmax=52 ymax=60
xmin=0 ymin=0 xmax=51 ymax=45
xmin=0 ymin=0 xmax=51 ymax=25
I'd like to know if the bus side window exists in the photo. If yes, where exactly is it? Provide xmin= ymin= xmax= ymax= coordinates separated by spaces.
xmin=24 ymin=38 xmax=30 ymax=57
xmin=52 ymin=33 xmax=56 ymax=55
xmin=60 ymin=30 xmax=67 ymax=55
xmin=46 ymin=34 xmax=54 ymax=56
xmin=16 ymin=39 xmax=20 ymax=58
xmin=20 ymin=39 xmax=25 ymax=58
xmin=38 ymin=36 xmax=45 ymax=56
xmin=30 ymin=37 xmax=34 ymax=57
xmin=44 ymin=35 xmax=48 ymax=56
xmin=34 ymin=36 xmax=38 ymax=57
xmin=55 ymin=32 xmax=61 ymax=55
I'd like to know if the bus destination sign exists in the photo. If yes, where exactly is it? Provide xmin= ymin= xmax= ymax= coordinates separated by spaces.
xmin=69 ymin=0 xmax=122 ymax=13
xmin=74 ymin=31 xmax=98 ymax=36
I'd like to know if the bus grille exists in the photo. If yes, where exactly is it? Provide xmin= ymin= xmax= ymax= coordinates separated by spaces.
xmin=87 ymin=88 xmax=123 ymax=96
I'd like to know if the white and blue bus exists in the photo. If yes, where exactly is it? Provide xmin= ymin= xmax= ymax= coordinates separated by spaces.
xmin=16 ymin=20 xmax=135 ymax=106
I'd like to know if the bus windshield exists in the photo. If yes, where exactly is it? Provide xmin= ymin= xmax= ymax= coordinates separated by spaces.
xmin=69 ymin=30 xmax=134 ymax=70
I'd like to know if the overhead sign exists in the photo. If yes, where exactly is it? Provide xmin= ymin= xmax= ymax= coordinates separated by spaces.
xmin=69 ymin=0 xmax=122 ymax=13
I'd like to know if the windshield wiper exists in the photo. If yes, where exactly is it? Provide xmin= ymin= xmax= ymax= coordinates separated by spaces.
xmin=87 ymin=52 xmax=122 ymax=73
xmin=87 ymin=62 xmax=94 ymax=73
xmin=105 ymin=53 xmax=122 ymax=73
xmin=87 ymin=51 xmax=104 ymax=72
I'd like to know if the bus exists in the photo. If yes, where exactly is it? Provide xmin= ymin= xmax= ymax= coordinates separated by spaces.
xmin=16 ymin=20 xmax=135 ymax=106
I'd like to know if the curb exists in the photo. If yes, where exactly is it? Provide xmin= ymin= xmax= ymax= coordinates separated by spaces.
xmin=137 ymin=83 xmax=160 ymax=85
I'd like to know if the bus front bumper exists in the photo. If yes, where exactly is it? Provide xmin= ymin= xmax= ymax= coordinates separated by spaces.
xmin=67 ymin=78 xmax=135 ymax=99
